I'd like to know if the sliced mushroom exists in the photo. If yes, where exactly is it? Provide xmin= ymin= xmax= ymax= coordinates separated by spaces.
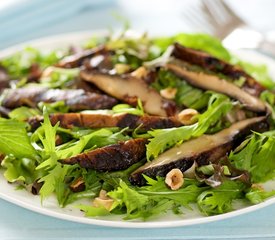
xmin=1 ymin=87 xmax=118 ymax=111
xmin=80 ymin=70 xmax=177 ymax=117
xmin=0 ymin=65 xmax=10 ymax=91
xmin=56 ymin=45 xmax=108 ymax=68
xmin=166 ymin=59 xmax=266 ymax=113
xmin=28 ymin=112 xmax=182 ymax=131
xmin=129 ymin=116 xmax=268 ymax=186
xmin=60 ymin=138 xmax=147 ymax=171
xmin=172 ymin=43 xmax=265 ymax=96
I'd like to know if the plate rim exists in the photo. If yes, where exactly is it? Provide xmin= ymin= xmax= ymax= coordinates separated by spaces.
xmin=1 ymin=30 xmax=275 ymax=228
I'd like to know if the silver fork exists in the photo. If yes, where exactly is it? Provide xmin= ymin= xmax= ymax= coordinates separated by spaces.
xmin=182 ymin=0 xmax=275 ymax=56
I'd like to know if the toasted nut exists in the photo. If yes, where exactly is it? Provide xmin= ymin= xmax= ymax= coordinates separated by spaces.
xmin=99 ymin=189 xmax=109 ymax=200
xmin=177 ymin=108 xmax=199 ymax=125
xmin=115 ymin=64 xmax=131 ymax=74
xmin=41 ymin=66 xmax=55 ymax=78
xmin=160 ymin=87 xmax=177 ymax=100
xmin=165 ymin=168 xmax=184 ymax=190
xmin=130 ymin=66 xmax=148 ymax=79
xmin=251 ymin=183 xmax=264 ymax=191
xmin=92 ymin=189 xmax=114 ymax=210
xmin=92 ymin=198 xmax=114 ymax=211
xmin=183 ymin=161 xmax=197 ymax=179
xmin=69 ymin=177 xmax=85 ymax=192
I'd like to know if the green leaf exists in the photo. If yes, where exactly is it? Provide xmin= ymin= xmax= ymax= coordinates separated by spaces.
xmin=108 ymin=180 xmax=150 ymax=219
xmin=0 ymin=47 xmax=65 ymax=79
xmin=229 ymin=131 xmax=275 ymax=183
xmin=146 ymin=124 xmax=196 ymax=160
xmin=0 ymin=118 xmax=36 ymax=159
xmin=197 ymin=180 xmax=246 ymax=215
xmin=9 ymin=107 xmax=41 ymax=121
xmin=231 ymin=58 xmax=274 ymax=90
xmin=1 ymin=156 xmax=38 ymax=184
xmin=76 ymin=205 xmax=110 ymax=217
xmin=146 ymin=93 xmax=233 ymax=159
xmin=152 ymin=33 xmax=231 ymax=61
xmin=103 ymin=177 xmax=206 ymax=220
xmin=35 ymin=109 xmax=59 ymax=169
xmin=112 ymin=99 xmax=144 ymax=116
xmin=39 ymin=67 xmax=79 ymax=89
xmin=152 ymin=69 xmax=210 ymax=110
xmin=193 ymin=93 xmax=233 ymax=136
xmin=39 ymin=163 xmax=69 ymax=202
xmin=138 ymin=176 xmax=207 ymax=208
xmin=246 ymin=187 xmax=275 ymax=204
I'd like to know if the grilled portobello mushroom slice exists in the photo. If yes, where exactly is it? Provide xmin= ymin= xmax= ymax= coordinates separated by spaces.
xmin=1 ymin=86 xmax=118 ymax=111
xmin=129 ymin=116 xmax=268 ymax=186
xmin=80 ymin=70 xmax=177 ymax=117
xmin=28 ymin=112 xmax=182 ymax=131
xmin=60 ymin=138 xmax=147 ymax=171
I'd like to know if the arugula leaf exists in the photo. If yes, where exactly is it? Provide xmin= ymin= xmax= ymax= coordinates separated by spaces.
xmin=229 ymin=131 xmax=275 ymax=183
xmin=147 ymin=93 xmax=233 ymax=159
xmin=138 ymin=176 xmax=207 ymax=208
xmin=197 ymin=180 xmax=246 ymax=215
xmin=193 ymin=93 xmax=233 ymax=136
xmin=35 ymin=109 xmax=59 ymax=169
xmin=94 ymin=177 xmax=206 ymax=220
xmin=77 ymin=205 xmax=110 ymax=217
xmin=0 ymin=47 xmax=64 ymax=79
xmin=152 ymin=33 xmax=231 ymax=61
xmin=260 ymin=90 xmax=275 ymax=122
xmin=152 ymin=69 xmax=210 ymax=110
xmin=112 ymin=99 xmax=144 ymax=116
xmin=0 ymin=118 xmax=36 ymax=159
xmin=39 ymin=163 xmax=70 ymax=202
xmin=231 ymin=58 xmax=274 ymax=90
xmin=146 ymin=124 xmax=196 ymax=160
xmin=37 ymin=101 xmax=69 ymax=114
xmin=108 ymin=180 xmax=150 ymax=219
xmin=246 ymin=187 xmax=275 ymax=204
xmin=9 ymin=107 xmax=41 ymax=121
xmin=64 ymin=170 xmax=102 ymax=207
xmin=39 ymin=67 xmax=79 ymax=88
xmin=1 ymin=156 xmax=38 ymax=184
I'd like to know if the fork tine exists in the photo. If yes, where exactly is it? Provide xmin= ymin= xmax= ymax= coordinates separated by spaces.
xmin=182 ymin=3 xmax=215 ymax=33
xmin=202 ymin=0 xmax=230 ymax=25
xmin=219 ymin=0 xmax=245 ymax=23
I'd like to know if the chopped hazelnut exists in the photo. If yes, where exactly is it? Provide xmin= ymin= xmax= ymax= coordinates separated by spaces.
xmin=130 ymin=66 xmax=148 ymax=79
xmin=165 ymin=168 xmax=184 ymax=190
xmin=251 ymin=183 xmax=264 ymax=191
xmin=92 ymin=198 xmax=114 ymax=211
xmin=99 ymin=189 xmax=109 ymax=200
xmin=92 ymin=189 xmax=114 ymax=211
xmin=160 ymin=87 xmax=177 ymax=100
xmin=41 ymin=66 xmax=54 ymax=78
xmin=114 ymin=64 xmax=131 ymax=74
xmin=177 ymin=108 xmax=199 ymax=125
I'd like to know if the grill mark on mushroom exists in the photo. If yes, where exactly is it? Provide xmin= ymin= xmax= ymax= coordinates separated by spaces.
xmin=80 ymin=70 xmax=177 ymax=117
xmin=166 ymin=59 xmax=266 ymax=113
xmin=129 ymin=116 xmax=268 ymax=186
xmin=172 ymin=43 xmax=265 ymax=96
xmin=28 ymin=112 xmax=182 ymax=131
xmin=60 ymin=138 xmax=147 ymax=171
xmin=1 ymin=86 xmax=118 ymax=111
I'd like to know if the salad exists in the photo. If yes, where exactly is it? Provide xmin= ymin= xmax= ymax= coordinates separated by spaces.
xmin=1 ymin=30 xmax=275 ymax=221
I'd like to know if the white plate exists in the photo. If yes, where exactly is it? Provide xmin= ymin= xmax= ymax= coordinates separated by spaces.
xmin=1 ymin=31 xmax=275 ymax=228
